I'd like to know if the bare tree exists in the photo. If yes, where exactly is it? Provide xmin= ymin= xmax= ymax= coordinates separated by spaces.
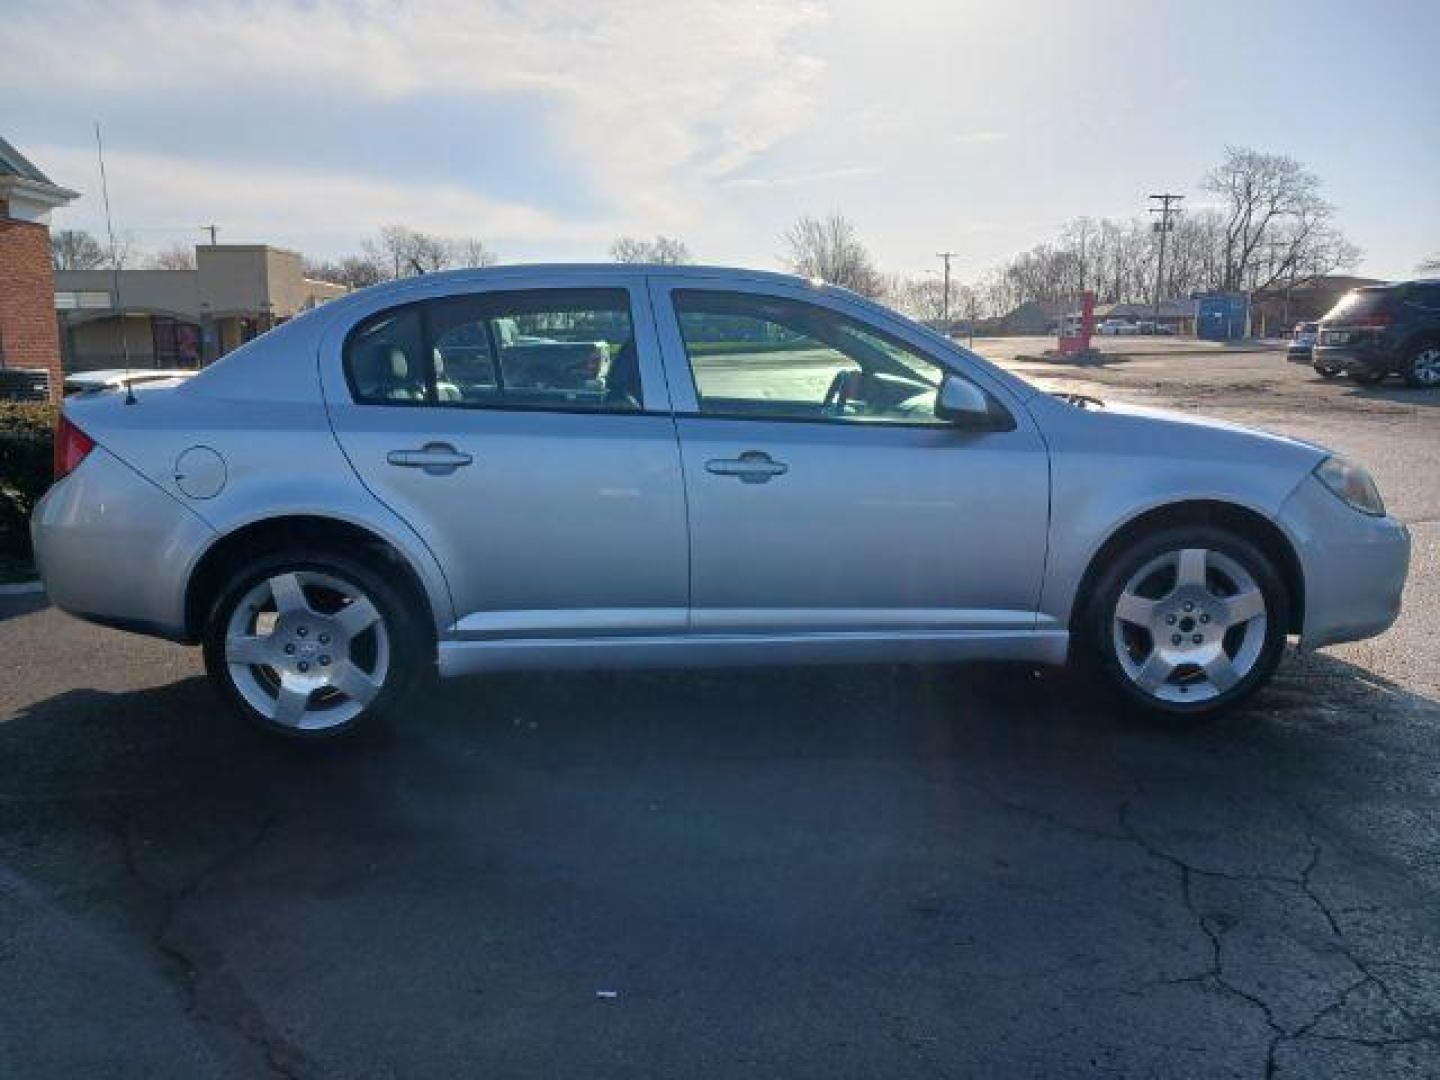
xmin=1418 ymin=253 xmax=1440 ymax=275
xmin=304 ymin=255 xmax=384 ymax=289
xmin=1202 ymin=147 xmax=1358 ymax=292
xmin=610 ymin=235 xmax=692 ymax=265
xmin=359 ymin=225 xmax=498 ymax=278
xmin=450 ymin=236 xmax=499 ymax=269
xmin=781 ymin=213 xmax=883 ymax=297
xmin=886 ymin=274 xmax=976 ymax=325
xmin=144 ymin=244 xmax=198 ymax=271
xmin=50 ymin=229 xmax=109 ymax=271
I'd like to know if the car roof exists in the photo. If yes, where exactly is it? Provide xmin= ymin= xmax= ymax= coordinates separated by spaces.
xmin=343 ymin=262 xmax=820 ymax=295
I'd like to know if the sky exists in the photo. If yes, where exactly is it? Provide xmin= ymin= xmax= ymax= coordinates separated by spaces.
xmin=3 ymin=0 xmax=1437 ymax=282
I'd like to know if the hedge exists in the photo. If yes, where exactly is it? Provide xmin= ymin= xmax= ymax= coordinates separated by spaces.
xmin=0 ymin=401 xmax=57 ymax=561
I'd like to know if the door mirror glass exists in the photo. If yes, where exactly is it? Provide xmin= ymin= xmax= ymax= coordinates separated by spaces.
xmin=936 ymin=374 xmax=997 ymax=427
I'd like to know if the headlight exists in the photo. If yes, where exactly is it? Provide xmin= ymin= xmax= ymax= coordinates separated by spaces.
xmin=1314 ymin=456 xmax=1386 ymax=517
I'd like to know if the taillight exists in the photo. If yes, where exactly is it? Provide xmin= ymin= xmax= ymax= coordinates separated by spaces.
xmin=54 ymin=413 xmax=96 ymax=480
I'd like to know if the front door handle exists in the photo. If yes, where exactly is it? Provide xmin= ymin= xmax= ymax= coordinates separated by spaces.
xmin=705 ymin=450 xmax=788 ymax=484
xmin=386 ymin=442 xmax=474 ymax=475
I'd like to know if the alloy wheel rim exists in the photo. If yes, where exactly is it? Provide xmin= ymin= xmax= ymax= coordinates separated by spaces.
xmin=224 ymin=570 xmax=390 ymax=730
xmin=1111 ymin=547 xmax=1267 ymax=704
xmin=1414 ymin=348 xmax=1440 ymax=386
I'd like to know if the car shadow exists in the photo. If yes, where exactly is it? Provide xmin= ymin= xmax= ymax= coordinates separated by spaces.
xmin=0 ymin=591 xmax=48 ymax=624
xmin=1 ymin=648 xmax=1434 ymax=819
xmin=1340 ymin=382 xmax=1440 ymax=408
xmin=2 ymin=649 xmax=1437 ymax=1074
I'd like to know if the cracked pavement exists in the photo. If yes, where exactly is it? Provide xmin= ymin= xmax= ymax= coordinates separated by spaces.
xmin=2 ymin=345 xmax=1438 ymax=1077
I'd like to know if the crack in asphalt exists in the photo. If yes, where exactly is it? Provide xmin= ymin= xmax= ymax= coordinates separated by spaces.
xmin=955 ymin=777 xmax=1440 ymax=1079
xmin=117 ymin=812 xmax=310 ymax=1079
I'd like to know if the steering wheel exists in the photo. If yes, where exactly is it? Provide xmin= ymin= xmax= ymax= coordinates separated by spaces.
xmin=822 ymin=369 xmax=857 ymax=414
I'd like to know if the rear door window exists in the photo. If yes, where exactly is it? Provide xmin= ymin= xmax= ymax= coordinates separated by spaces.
xmin=344 ymin=289 xmax=642 ymax=412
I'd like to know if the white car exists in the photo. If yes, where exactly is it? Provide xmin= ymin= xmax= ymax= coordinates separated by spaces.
xmin=63 ymin=368 xmax=197 ymax=396
xmin=1097 ymin=320 xmax=1140 ymax=336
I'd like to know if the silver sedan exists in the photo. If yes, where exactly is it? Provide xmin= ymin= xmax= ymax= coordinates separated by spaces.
xmin=32 ymin=266 xmax=1410 ymax=738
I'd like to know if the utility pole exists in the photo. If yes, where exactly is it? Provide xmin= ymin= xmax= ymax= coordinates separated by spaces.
xmin=200 ymin=223 xmax=220 ymax=245
xmin=1148 ymin=194 xmax=1184 ymax=330
xmin=936 ymin=251 xmax=957 ymax=324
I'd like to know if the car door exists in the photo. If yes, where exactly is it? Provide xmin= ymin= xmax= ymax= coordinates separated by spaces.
xmin=649 ymin=279 xmax=1050 ymax=636
xmin=321 ymin=275 xmax=689 ymax=639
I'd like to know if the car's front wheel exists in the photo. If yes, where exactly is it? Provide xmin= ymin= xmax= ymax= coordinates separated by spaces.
xmin=1313 ymin=363 xmax=1342 ymax=379
xmin=1087 ymin=527 xmax=1288 ymax=717
xmin=202 ymin=550 xmax=424 ymax=739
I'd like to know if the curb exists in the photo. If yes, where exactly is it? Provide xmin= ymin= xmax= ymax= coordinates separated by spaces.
xmin=0 ymin=581 xmax=45 ymax=597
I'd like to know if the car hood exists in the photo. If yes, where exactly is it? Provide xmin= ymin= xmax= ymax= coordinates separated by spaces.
xmin=1099 ymin=398 xmax=1327 ymax=451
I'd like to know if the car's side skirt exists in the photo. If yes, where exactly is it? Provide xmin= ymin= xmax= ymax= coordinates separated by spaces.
xmin=436 ymin=629 xmax=1070 ymax=678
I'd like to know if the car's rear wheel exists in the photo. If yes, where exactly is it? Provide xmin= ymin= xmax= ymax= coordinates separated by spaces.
xmin=1403 ymin=342 xmax=1440 ymax=389
xmin=202 ymin=550 xmax=424 ymax=739
xmin=1087 ymin=526 xmax=1288 ymax=717
xmin=1313 ymin=363 xmax=1342 ymax=379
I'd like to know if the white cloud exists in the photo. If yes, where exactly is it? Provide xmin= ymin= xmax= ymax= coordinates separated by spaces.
xmin=952 ymin=131 xmax=1009 ymax=146
xmin=33 ymin=143 xmax=613 ymax=256
xmin=722 ymin=165 xmax=879 ymax=189
xmin=4 ymin=0 xmax=828 ymax=227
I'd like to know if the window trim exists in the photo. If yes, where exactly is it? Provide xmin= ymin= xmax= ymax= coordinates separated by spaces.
xmin=342 ymin=288 xmax=650 ymax=415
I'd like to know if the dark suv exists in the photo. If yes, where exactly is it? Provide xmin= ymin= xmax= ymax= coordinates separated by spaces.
xmin=1312 ymin=280 xmax=1440 ymax=388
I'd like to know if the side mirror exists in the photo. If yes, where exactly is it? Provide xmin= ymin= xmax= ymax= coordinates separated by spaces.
xmin=936 ymin=374 xmax=998 ymax=427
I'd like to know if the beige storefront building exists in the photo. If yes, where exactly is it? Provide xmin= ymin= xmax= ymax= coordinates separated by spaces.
xmin=55 ymin=244 xmax=346 ymax=371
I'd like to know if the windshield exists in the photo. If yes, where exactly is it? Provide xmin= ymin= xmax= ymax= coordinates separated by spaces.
xmin=1323 ymin=289 xmax=1390 ymax=322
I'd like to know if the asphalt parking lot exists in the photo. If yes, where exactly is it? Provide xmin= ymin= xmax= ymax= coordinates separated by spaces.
xmin=3 ymin=342 xmax=1438 ymax=1078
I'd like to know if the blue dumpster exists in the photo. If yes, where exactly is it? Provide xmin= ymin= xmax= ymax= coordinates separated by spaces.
xmin=1196 ymin=293 xmax=1249 ymax=341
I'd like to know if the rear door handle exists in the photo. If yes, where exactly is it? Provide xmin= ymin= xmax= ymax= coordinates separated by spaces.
xmin=704 ymin=450 xmax=788 ymax=484
xmin=386 ymin=442 xmax=474 ymax=475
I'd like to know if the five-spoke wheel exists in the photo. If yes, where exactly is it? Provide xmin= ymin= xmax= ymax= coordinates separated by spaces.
xmin=203 ymin=551 xmax=421 ymax=738
xmin=1089 ymin=527 xmax=1288 ymax=716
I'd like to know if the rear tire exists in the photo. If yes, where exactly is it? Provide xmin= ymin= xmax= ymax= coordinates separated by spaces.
xmin=1084 ymin=526 xmax=1289 ymax=719
xmin=1403 ymin=342 xmax=1440 ymax=389
xmin=202 ymin=548 xmax=425 ymax=740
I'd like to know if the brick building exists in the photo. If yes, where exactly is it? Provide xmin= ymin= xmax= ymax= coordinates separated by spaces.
xmin=0 ymin=136 xmax=77 ymax=399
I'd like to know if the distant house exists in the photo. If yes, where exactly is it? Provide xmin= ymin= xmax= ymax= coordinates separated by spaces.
xmin=55 ymin=244 xmax=347 ymax=372
xmin=1094 ymin=298 xmax=1198 ymax=335
xmin=1 ymin=135 xmax=78 ymax=399
xmin=996 ymin=299 xmax=1071 ymax=335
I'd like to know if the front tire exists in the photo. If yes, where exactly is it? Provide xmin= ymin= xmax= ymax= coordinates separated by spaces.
xmin=1313 ymin=363 xmax=1342 ymax=379
xmin=202 ymin=549 xmax=424 ymax=739
xmin=1085 ymin=527 xmax=1289 ymax=718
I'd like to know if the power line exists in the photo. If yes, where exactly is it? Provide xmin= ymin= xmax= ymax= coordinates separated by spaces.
xmin=1148 ymin=193 xmax=1184 ymax=328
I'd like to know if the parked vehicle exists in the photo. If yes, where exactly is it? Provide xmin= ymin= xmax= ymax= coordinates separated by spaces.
xmin=1312 ymin=280 xmax=1440 ymax=387
xmin=1097 ymin=319 xmax=1140 ymax=336
xmin=63 ymin=368 xmax=197 ymax=396
xmin=32 ymin=266 xmax=1410 ymax=738
xmin=1287 ymin=321 xmax=1322 ymax=367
